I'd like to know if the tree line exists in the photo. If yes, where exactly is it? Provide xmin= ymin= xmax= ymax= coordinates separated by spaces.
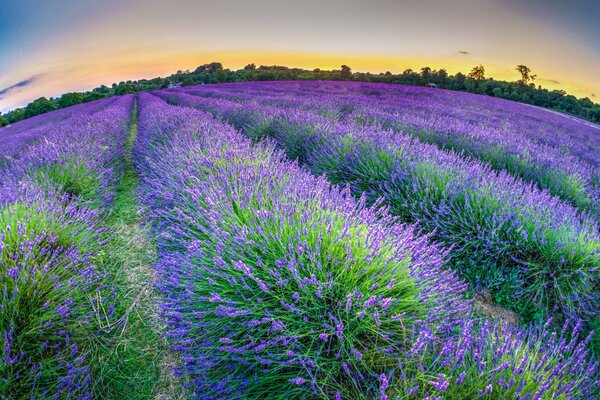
xmin=2 ymin=62 xmax=599 ymax=126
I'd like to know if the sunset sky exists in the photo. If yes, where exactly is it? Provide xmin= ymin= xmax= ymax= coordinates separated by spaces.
xmin=1 ymin=0 xmax=599 ymax=112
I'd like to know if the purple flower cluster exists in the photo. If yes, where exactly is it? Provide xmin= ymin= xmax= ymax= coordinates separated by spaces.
xmin=0 ymin=97 xmax=120 ymax=163
xmin=135 ymin=93 xmax=470 ymax=397
xmin=177 ymin=81 xmax=600 ymax=215
xmin=135 ymin=93 xmax=598 ymax=399
xmin=0 ymin=95 xmax=132 ymax=398
xmin=155 ymin=87 xmax=599 ymax=326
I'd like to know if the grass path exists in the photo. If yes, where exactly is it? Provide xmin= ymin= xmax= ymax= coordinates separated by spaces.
xmin=92 ymin=98 xmax=187 ymax=399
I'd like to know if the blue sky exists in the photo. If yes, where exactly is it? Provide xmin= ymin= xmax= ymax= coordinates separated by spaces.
xmin=1 ymin=0 xmax=599 ymax=112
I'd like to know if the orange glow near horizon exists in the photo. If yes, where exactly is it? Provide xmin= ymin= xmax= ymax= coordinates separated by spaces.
xmin=1 ymin=0 xmax=599 ymax=112
xmin=1 ymin=49 xmax=597 ymax=113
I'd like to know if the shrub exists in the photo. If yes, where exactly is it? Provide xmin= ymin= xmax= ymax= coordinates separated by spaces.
xmin=135 ymin=94 xmax=469 ymax=398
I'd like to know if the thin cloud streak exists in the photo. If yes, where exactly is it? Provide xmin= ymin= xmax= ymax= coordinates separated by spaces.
xmin=0 ymin=77 xmax=37 ymax=99
xmin=539 ymin=78 xmax=561 ymax=85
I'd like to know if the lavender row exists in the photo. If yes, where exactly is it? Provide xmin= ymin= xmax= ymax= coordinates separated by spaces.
xmin=179 ymin=81 xmax=600 ymax=166
xmin=134 ymin=93 xmax=598 ymax=399
xmin=0 ymin=95 xmax=133 ymax=399
xmin=177 ymin=82 xmax=600 ymax=216
xmin=156 ymin=90 xmax=600 ymax=326
xmin=134 ymin=92 xmax=466 ymax=397
xmin=0 ymin=97 xmax=120 ymax=163
xmin=2 ymin=95 xmax=134 ymax=206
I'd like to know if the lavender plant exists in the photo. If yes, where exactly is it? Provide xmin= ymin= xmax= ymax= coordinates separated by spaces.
xmin=135 ymin=94 xmax=598 ymax=399
xmin=156 ymin=89 xmax=600 ymax=326
xmin=0 ymin=97 xmax=119 ymax=164
xmin=178 ymin=82 xmax=600 ymax=217
xmin=135 ymin=93 xmax=469 ymax=398
xmin=0 ymin=182 xmax=108 ymax=399
xmin=0 ymin=96 xmax=132 ymax=399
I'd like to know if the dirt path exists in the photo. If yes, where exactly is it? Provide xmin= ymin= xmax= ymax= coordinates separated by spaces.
xmin=523 ymin=102 xmax=600 ymax=131
xmin=102 ymin=98 xmax=187 ymax=399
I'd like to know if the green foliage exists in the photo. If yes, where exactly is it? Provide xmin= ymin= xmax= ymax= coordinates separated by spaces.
xmin=57 ymin=92 xmax=84 ymax=108
xmin=91 ymin=101 xmax=187 ymax=399
xmin=2 ymin=100 xmax=186 ymax=399
xmin=0 ymin=113 xmax=7 ymax=127
xmin=83 ymin=91 xmax=106 ymax=102
xmin=202 ymin=198 xmax=423 ymax=398
xmin=0 ymin=201 xmax=109 ymax=399
xmin=516 ymin=65 xmax=537 ymax=85
xmin=468 ymin=65 xmax=485 ymax=80
xmin=33 ymin=161 xmax=100 ymax=204
xmin=181 ymin=77 xmax=196 ymax=87
xmin=114 ymin=82 xmax=136 ymax=96
xmin=24 ymin=97 xmax=57 ymax=118
xmin=6 ymin=108 xmax=25 ymax=123
xmin=340 ymin=64 xmax=352 ymax=80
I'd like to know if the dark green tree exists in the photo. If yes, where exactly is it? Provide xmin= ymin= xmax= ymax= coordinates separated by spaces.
xmin=214 ymin=68 xmax=227 ymax=83
xmin=453 ymin=72 xmax=467 ymax=90
xmin=194 ymin=62 xmax=223 ymax=74
xmin=468 ymin=65 xmax=486 ymax=80
xmin=515 ymin=65 xmax=536 ymax=84
xmin=83 ymin=92 xmax=106 ymax=102
xmin=95 ymin=85 xmax=111 ymax=94
xmin=433 ymin=68 xmax=449 ymax=84
xmin=340 ymin=65 xmax=352 ymax=80
xmin=6 ymin=108 xmax=25 ymax=123
xmin=57 ymin=92 xmax=84 ymax=108
xmin=181 ymin=77 xmax=196 ymax=86
xmin=0 ymin=113 xmax=8 ymax=127
xmin=420 ymin=67 xmax=432 ymax=81
xmin=24 ymin=97 xmax=56 ymax=118
xmin=114 ymin=82 xmax=135 ymax=96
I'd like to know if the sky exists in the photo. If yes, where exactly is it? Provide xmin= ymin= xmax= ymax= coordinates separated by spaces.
xmin=1 ymin=0 xmax=599 ymax=112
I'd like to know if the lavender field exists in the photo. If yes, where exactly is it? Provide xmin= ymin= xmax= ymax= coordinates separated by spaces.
xmin=1 ymin=82 xmax=598 ymax=399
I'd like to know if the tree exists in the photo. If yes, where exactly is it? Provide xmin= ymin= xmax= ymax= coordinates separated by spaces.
xmin=340 ymin=65 xmax=352 ymax=80
xmin=433 ymin=68 xmax=449 ymax=84
xmin=115 ymin=82 xmax=135 ymax=96
xmin=213 ymin=68 xmax=227 ymax=83
xmin=7 ymin=108 xmax=25 ymax=123
xmin=420 ymin=66 xmax=432 ymax=81
xmin=83 ymin=92 xmax=106 ymax=102
xmin=95 ymin=85 xmax=111 ymax=94
xmin=24 ymin=97 xmax=56 ymax=118
xmin=194 ymin=62 xmax=223 ymax=74
xmin=181 ymin=77 xmax=195 ymax=86
xmin=0 ymin=113 xmax=8 ymax=127
xmin=468 ymin=65 xmax=486 ymax=80
xmin=57 ymin=92 xmax=84 ymax=108
xmin=452 ymin=72 xmax=467 ymax=90
xmin=160 ymin=78 xmax=172 ymax=89
xmin=244 ymin=63 xmax=256 ymax=70
xmin=515 ymin=65 xmax=536 ymax=84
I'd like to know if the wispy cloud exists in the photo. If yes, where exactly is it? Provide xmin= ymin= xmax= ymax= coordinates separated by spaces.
xmin=458 ymin=50 xmax=470 ymax=55
xmin=539 ymin=78 xmax=560 ymax=85
xmin=0 ymin=77 xmax=37 ymax=99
